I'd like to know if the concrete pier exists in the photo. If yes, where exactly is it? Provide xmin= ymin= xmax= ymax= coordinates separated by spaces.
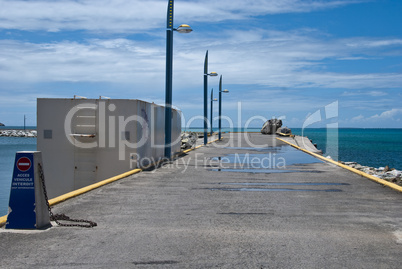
xmin=1 ymin=133 xmax=401 ymax=268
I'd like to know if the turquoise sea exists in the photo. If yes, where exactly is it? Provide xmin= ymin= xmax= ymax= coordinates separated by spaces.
xmin=1 ymin=127 xmax=401 ymax=216
xmin=291 ymin=128 xmax=402 ymax=170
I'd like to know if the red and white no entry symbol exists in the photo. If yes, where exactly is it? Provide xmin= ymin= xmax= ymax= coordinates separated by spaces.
xmin=17 ymin=157 xmax=32 ymax=172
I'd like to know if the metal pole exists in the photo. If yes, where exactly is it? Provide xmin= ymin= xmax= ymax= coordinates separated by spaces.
xmin=210 ymin=88 xmax=213 ymax=135
xmin=203 ymin=50 xmax=208 ymax=145
xmin=219 ymin=75 xmax=222 ymax=140
xmin=164 ymin=0 xmax=174 ymax=159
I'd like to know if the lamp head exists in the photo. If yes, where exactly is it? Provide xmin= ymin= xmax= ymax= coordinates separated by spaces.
xmin=176 ymin=24 xmax=193 ymax=33
xmin=222 ymin=89 xmax=229 ymax=93
xmin=209 ymin=72 xmax=218 ymax=77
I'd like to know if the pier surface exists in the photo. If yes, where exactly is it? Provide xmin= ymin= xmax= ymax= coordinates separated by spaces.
xmin=1 ymin=133 xmax=401 ymax=268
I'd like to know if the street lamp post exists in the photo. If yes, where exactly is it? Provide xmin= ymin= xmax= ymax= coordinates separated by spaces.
xmin=203 ymin=50 xmax=218 ymax=145
xmin=218 ymin=75 xmax=229 ymax=140
xmin=165 ymin=0 xmax=192 ymax=159
xmin=210 ymin=88 xmax=217 ymax=135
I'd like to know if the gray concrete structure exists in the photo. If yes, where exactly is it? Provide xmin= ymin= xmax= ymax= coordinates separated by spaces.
xmin=1 ymin=133 xmax=401 ymax=268
xmin=37 ymin=98 xmax=181 ymax=198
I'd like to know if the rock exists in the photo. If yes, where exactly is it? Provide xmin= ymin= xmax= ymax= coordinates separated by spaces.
xmin=381 ymin=172 xmax=397 ymax=180
xmin=388 ymin=170 xmax=401 ymax=177
xmin=0 ymin=122 xmax=4 ymax=126
xmin=354 ymin=164 xmax=364 ymax=170
xmin=362 ymin=168 xmax=372 ymax=174
xmin=261 ymin=119 xmax=282 ymax=135
xmin=276 ymin=126 xmax=292 ymax=136
xmin=364 ymin=167 xmax=376 ymax=175
xmin=181 ymin=132 xmax=198 ymax=150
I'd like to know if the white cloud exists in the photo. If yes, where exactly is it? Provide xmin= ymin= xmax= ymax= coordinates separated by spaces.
xmin=346 ymin=39 xmax=402 ymax=48
xmin=0 ymin=0 xmax=364 ymax=32
xmin=202 ymin=30 xmax=402 ymax=89
xmin=342 ymin=91 xmax=388 ymax=97
xmin=348 ymin=109 xmax=402 ymax=126
xmin=0 ymin=0 xmax=165 ymax=32
xmin=0 ymin=39 xmax=166 ymax=83
xmin=337 ymin=57 xmax=372 ymax=60
xmin=1 ymin=27 xmax=402 ymax=92
xmin=369 ymin=108 xmax=402 ymax=121
xmin=350 ymin=114 xmax=364 ymax=122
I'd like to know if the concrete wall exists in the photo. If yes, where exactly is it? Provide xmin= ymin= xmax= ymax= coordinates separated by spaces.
xmin=37 ymin=98 xmax=181 ymax=198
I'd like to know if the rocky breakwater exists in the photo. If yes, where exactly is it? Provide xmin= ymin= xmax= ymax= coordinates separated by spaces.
xmin=0 ymin=129 xmax=37 ymax=137
xmin=340 ymin=161 xmax=402 ymax=186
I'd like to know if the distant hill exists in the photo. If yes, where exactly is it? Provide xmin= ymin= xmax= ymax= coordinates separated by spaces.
xmin=0 ymin=123 xmax=4 ymax=126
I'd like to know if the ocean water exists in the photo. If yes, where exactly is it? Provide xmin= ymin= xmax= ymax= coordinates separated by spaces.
xmin=291 ymin=128 xmax=402 ymax=170
xmin=1 ymin=127 xmax=401 ymax=216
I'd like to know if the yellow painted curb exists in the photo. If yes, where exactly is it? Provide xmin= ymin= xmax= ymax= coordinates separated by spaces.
xmin=276 ymin=137 xmax=402 ymax=193
xmin=0 ymin=215 xmax=6 ymax=226
xmin=48 ymin=168 xmax=142 ymax=206
xmin=0 ymin=168 xmax=142 ymax=227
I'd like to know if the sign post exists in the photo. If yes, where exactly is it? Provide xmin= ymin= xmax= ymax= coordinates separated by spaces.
xmin=6 ymin=151 xmax=50 ymax=229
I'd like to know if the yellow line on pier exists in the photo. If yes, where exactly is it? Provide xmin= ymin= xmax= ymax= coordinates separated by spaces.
xmin=48 ymin=168 xmax=142 ymax=206
xmin=0 ymin=215 xmax=6 ymax=227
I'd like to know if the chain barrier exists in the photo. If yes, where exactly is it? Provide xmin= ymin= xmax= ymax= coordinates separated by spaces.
xmin=38 ymin=163 xmax=97 ymax=228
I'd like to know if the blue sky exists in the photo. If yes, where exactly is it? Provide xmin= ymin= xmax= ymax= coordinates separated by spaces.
xmin=0 ymin=0 xmax=401 ymax=128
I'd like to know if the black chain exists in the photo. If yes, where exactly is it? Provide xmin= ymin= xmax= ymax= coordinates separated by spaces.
xmin=38 ymin=163 xmax=97 ymax=228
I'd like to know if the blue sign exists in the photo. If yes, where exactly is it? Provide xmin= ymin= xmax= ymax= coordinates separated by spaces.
xmin=6 ymin=152 xmax=36 ymax=229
